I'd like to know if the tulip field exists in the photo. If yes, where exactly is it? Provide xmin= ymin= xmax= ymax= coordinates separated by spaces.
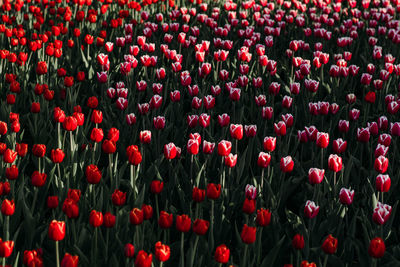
xmin=2 ymin=0 xmax=400 ymax=266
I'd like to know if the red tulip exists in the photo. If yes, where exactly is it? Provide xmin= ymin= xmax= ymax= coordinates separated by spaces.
xmin=374 ymin=156 xmax=388 ymax=174
xmin=316 ymin=132 xmax=329 ymax=148
xmin=192 ymin=187 xmax=205 ymax=203
xmin=48 ymin=220 xmax=66 ymax=241
xmin=155 ymin=241 xmax=170 ymax=262
xmin=241 ymin=224 xmax=256 ymax=244
xmin=224 ymin=153 xmax=237 ymax=167
xmin=328 ymin=154 xmax=342 ymax=172
xmin=292 ymin=234 xmax=305 ymax=250
xmin=158 ymin=211 xmax=173 ymax=229
xmin=134 ymin=251 xmax=152 ymax=267
xmin=102 ymin=139 xmax=116 ymax=154
xmin=164 ymin=143 xmax=177 ymax=160
xmin=126 ymin=145 xmax=142 ymax=165
xmin=47 ymin=196 xmax=59 ymax=209
xmin=368 ymin=237 xmax=385 ymax=258
xmin=193 ymin=219 xmax=210 ymax=235
xmin=242 ymin=198 xmax=256 ymax=214
xmin=139 ymin=130 xmax=151 ymax=144
xmin=85 ymin=164 xmax=102 ymax=184
xmin=0 ymin=240 xmax=14 ymax=258
xmin=214 ymin=244 xmax=230 ymax=264
xmin=112 ymin=189 xmax=126 ymax=206
xmin=1 ymin=199 xmax=15 ymax=216
xmin=376 ymin=174 xmax=391 ymax=192
xmin=280 ymin=156 xmax=294 ymax=173
xmin=176 ymin=214 xmax=191 ymax=232
xmin=31 ymin=171 xmax=47 ymax=187
xmin=274 ymin=121 xmax=287 ymax=136
xmin=263 ymin=137 xmax=276 ymax=152
xmin=207 ymin=183 xmax=221 ymax=200
xmin=5 ymin=165 xmax=18 ymax=180
xmin=124 ymin=243 xmax=135 ymax=258
xmin=129 ymin=208 xmax=144 ymax=225
xmin=357 ymin=127 xmax=370 ymax=142
xmin=142 ymin=204 xmax=153 ymax=220
xmin=339 ymin=188 xmax=354 ymax=205
xmin=89 ymin=210 xmax=103 ymax=227
xmin=150 ymin=180 xmax=164 ymax=194
xmin=51 ymin=149 xmax=65 ymax=164
xmin=321 ymin=234 xmax=338 ymax=254
xmin=257 ymin=152 xmax=271 ymax=168
xmin=372 ymin=202 xmax=391 ymax=225
xmin=308 ymin=168 xmax=325 ymax=184
xmin=62 ymin=116 xmax=78 ymax=131
xmin=218 ymin=140 xmax=232 ymax=156
xmin=3 ymin=149 xmax=17 ymax=164
xmin=61 ymin=253 xmax=79 ymax=267
xmin=230 ymin=124 xmax=243 ymax=140
xmin=256 ymin=208 xmax=271 ymax=227
xmin=304 ymin=200 xmax=319 ymax=219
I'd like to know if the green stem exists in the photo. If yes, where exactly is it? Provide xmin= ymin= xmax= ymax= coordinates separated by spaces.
xmin=241 ymin=245 xmax=248 ymax=267
xmin=210 ymin=200 xmax=215 ymax=250
xmin=189 ymin=235 xmax=200 ymax=267
xmin=180 ymin=232 xmax=185 ymax=267
xmin=109 ymin=154 xmax=114 ymax=188
xmin=130 ymin=165 xmax=136 ymax=200
xmin=31 ymin=188 xmax=38 ymax=213
xmin=56 ymin=241 xmax=60 ymax=267
xmin=323 ymin=254 xmax=328 ymax=267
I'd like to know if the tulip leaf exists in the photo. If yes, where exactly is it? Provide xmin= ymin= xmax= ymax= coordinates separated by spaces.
xmin=260 ymin=235 xmax=285 ymax=267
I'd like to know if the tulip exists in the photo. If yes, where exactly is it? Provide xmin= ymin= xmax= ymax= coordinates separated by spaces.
xmin=241 ymin=224 xmax=256 ymax=244
xmin=124 ymin=243 xmax=135 ymax=258
xmin=155 ymin=241 xmax=170 ymax=262
xmin=372 ymin=202 xmax=392 ymax=225
xmin=0 ymin=240 xmax=14 ymax=258
xmin=218 ymin=140 xmax=232 ymax=156
xmin=308 ymin=168 xmax=325 ymax=185
xmin=263 ymin=137 xmax=276 ymax=152
xmin=339 ymin=188 xmax=354 ymax=205
xmin=256 ymin=208 xmax=271 ymax=227
xmin=134 ymin=251 xmax=152 ymax=267
xmin=158 ymin=211 xmax=173 ymax=229
xmin=1 ymin=199 xmax=15 ymax=216
xmin=129 ymin=208 xmax=144 ymax=225
xmin=214 ymin=244 xmax=230 ymax=264
xmin=61 ymin=253 xmax=78 ymax=267
xmin=368 ymin=237 xmax=385 ymax=258
xmin=164 ymin=143 xmax=177 ymax=160
xmin=292 ymin=234 xmax=305 ymax=250
xmin=304 ymin=200 xmax=319 ymax=219
xmin=376 ymin=174 xmax=391 ymax=193
xmin=374 ymin=156 xmax=388 ymax=174
xmin=280 ymin=156 xmax=294 ymax=173
xmin=89 ymin=210 xmax=103 ymax=227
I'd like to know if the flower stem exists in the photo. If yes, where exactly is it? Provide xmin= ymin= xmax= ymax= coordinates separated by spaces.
xmin=109 ymin=154 xmax=114 ymax=188
xmin=55 ymin=241 xmax=60 ymax=267
xmin=323 ymin=254 xmax=328 ymax=267
xmin=241 ymin=244 xmax=248 ymax=267
xmin=130 ymin=165 xmax=136 ymax=200
xmin=210 ymin=200 xmax=215 ymax=250
xmin=180 ymin=232 xmax=185 ymax=267
xmin=189 ymin=235 xmax=199 ymax=267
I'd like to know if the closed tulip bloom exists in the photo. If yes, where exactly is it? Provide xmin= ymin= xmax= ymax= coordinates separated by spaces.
xmin=316 ymin=132 xmax=329 ymax=148
xmin=158 ymin=211 xmax=173 ymax=229
xmin=372 ymin=202 xmax=392 ymax=225
xmin=193 ymin=219 xmax=210 ymax=235
xmin=124 ymin=243 xmax=135 ymax=258
xmin=245 ymin=184 xmax=257 ymax=200
xmin=23 ymin=249 xmax=43 ymax=267
xmin=176 ymin=214 xmax=191 ymax=232
xmin=141 ymin=204 xmax=153 ymax=220
xmin=126 ymin=145 xmax=142 ymax=165
xmin=218 ymin=140 xmax=232 ymax=156
xmin=51 ymin=149 xmax=65 ymax=163
xmin=102 ymin=139 xmax=116 ymax=154
xmin=61 ymin=253 xmax=79 ymax=267
xmin=357 ymin=127 xmax=370 ymax=142
xmin=139 ymin=130 xmax=152 ymax=144
xmin=256 ymin=208 xmax=271 ymax=227
xmin=292 ymin=234 xmax=305 ymax=250
xmin=374 ymin=156 xmax=388 ymax=174
xmin=155 ymin=241 xmax=171 ymax=262
xmin=339 ymin=188 xmax=354 ymax=205
xmin=224 ymin=153 xmax=237 ymax=167
xmin=192 ymin=187 xmax=205 ymax=203
xmin=134 ymin=250 xmax=152 ymax=267
xmin=187 ymin=139 xmax=200 ymax=155
xmin=230 ymin=124 xmax=243 ymax=140
xmin=5 ymin=165 xmax=18 ymax=180
xmin=16 ymin=143 xmax=28 ymax=157
xmin=263 ymin=137 xmax=276 ymax=152
xmin=242 ymin=198 xmax=256 ymax=214
xmin=129 ymin=208 xmax=144 ymax=225
xmin=280 ymin=156 xmax=294 ymax=173
xmin=304 ymin=200 xmax=319 ymax=219
xmin=150 ymin=180 xmax=164 ymax=194
xmin=241 ymin=224 xmax=256 ymax=244
xmin=332 ymin=138 xmax=347 ymax=154
xmin=368 ymin=237 xmax=385 ymax=258
xmin=214 ymin=244 xmax=230 ymax=264
xmin=321 ymin=235 xmax=338 ymax=254
xmin=111 ymin=189 xmax=126 ymax=206
xmin=308 ymin=168 xmax=325 ymax=184
xmin=328 ymin=154 xmax=342 ymax=172
xmin=207 ymin=183 xmax=221 ymax=200
xmin=31 ymin=171 xmax=47 ymax=187
xmin=90 ymin=128 xmax=104 ymax=143
xmin=104 ymin=212 xmax=116 ymax=228
xmin=91 ymin=110 xmax=103 ymax=124
xmin=376 ymin=174 xmax=391 ymax=192
xmin=32 ymin=144 xmax=46 ymax=157
xmin=1 ymin=199 xmax=15 ymax=216
xmin=274 ymin=121 xmax=287 ymax=136
xmin=203 ymin=140 xmax=215 ymax=154
xmin=48 ymin=220 xmax=66 ymax=241
xmin=257 ymin=152 xmax=271 ymax=168
xmin=164 ymin=143 xmax=177 ymax=159
xmin=3 ymin=149 xmax=17 ymax=164
xmin=62 ymin=116 xmax=78 ymax=131
xmin=0 ymin=240 xmax=14 ymax=258
xmin=62 ymin=199 xmax=79 ymax=219
xmin=85 ymin=164 xmax=102 ymax=184
xmin=89 ymin=210 xmax=103 ymax=227
xmin=47 ymin=196 xmax=59 ymax=209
